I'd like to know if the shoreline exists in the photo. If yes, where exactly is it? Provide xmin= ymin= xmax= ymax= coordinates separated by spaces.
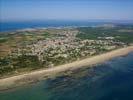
xmin=0 ymin=46 xmax=133 ymax=91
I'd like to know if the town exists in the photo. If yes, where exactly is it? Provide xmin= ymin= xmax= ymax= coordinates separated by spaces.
xmin=0 ymin=26 xmax=133 ymax=76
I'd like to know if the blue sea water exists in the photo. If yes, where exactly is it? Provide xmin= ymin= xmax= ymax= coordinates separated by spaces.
xmin=0 ymin=53 xmax=133 ymax=100
xmin=0 ymin=20 xmax=112 ymax=32
xmin=1 ymin=20 xmax=133 ymax=32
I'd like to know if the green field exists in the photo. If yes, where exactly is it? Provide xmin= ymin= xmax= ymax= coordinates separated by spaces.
xmin=0 ymin=25 xmax=133 ymax=77
xmin=76 ymin=26 xmax=133 ymax=43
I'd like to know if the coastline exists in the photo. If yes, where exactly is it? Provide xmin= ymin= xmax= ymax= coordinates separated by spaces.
xmin=0 ymin=46 xmax=133 ymax=91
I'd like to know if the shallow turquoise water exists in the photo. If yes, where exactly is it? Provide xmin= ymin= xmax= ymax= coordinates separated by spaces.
xmin=0 ymin=53 xmax=133 ymax=100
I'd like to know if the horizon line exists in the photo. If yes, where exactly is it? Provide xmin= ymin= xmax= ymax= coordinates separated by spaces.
xmin=1 ymin=19 xmax=133 ymax=23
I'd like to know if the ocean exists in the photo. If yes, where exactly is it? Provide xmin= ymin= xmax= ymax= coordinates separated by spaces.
xmin=0 ymin=52 xmax=133 ymax=100
xmin=0 ymin=20 xmax=115 ymax=32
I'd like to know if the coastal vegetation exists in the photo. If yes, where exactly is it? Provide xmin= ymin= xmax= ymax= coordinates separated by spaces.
xmin=77 ymin=26 xmax=133 ymax=43
xmin=0 ymin=25 xmax=133 ymax=77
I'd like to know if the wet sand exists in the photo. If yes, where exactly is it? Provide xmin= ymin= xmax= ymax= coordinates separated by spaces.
xmin=0 ymin=46 xmax=133 ymax=91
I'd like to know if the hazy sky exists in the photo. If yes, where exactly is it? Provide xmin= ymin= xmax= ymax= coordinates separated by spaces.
xmin=0 ymin=0 xmax=133 ymax=22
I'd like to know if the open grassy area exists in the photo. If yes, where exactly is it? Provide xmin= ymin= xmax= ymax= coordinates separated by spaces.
xmin=0 ymin=26 xmax=133 ymax=76
xmin=76 ymin=26 xmax=133 ymax=43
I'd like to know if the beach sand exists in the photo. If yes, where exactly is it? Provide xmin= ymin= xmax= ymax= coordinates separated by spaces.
xmin=0 ymin=46 xmax=133 ymax=91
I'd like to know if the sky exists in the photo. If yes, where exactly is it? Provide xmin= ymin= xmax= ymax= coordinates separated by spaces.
xmin=0 ymin=0 xmax=133 ymax=22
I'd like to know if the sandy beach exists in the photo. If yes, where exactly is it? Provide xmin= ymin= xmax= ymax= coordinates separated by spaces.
xmin=0 ymin=46 xmax=133 ymax=91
